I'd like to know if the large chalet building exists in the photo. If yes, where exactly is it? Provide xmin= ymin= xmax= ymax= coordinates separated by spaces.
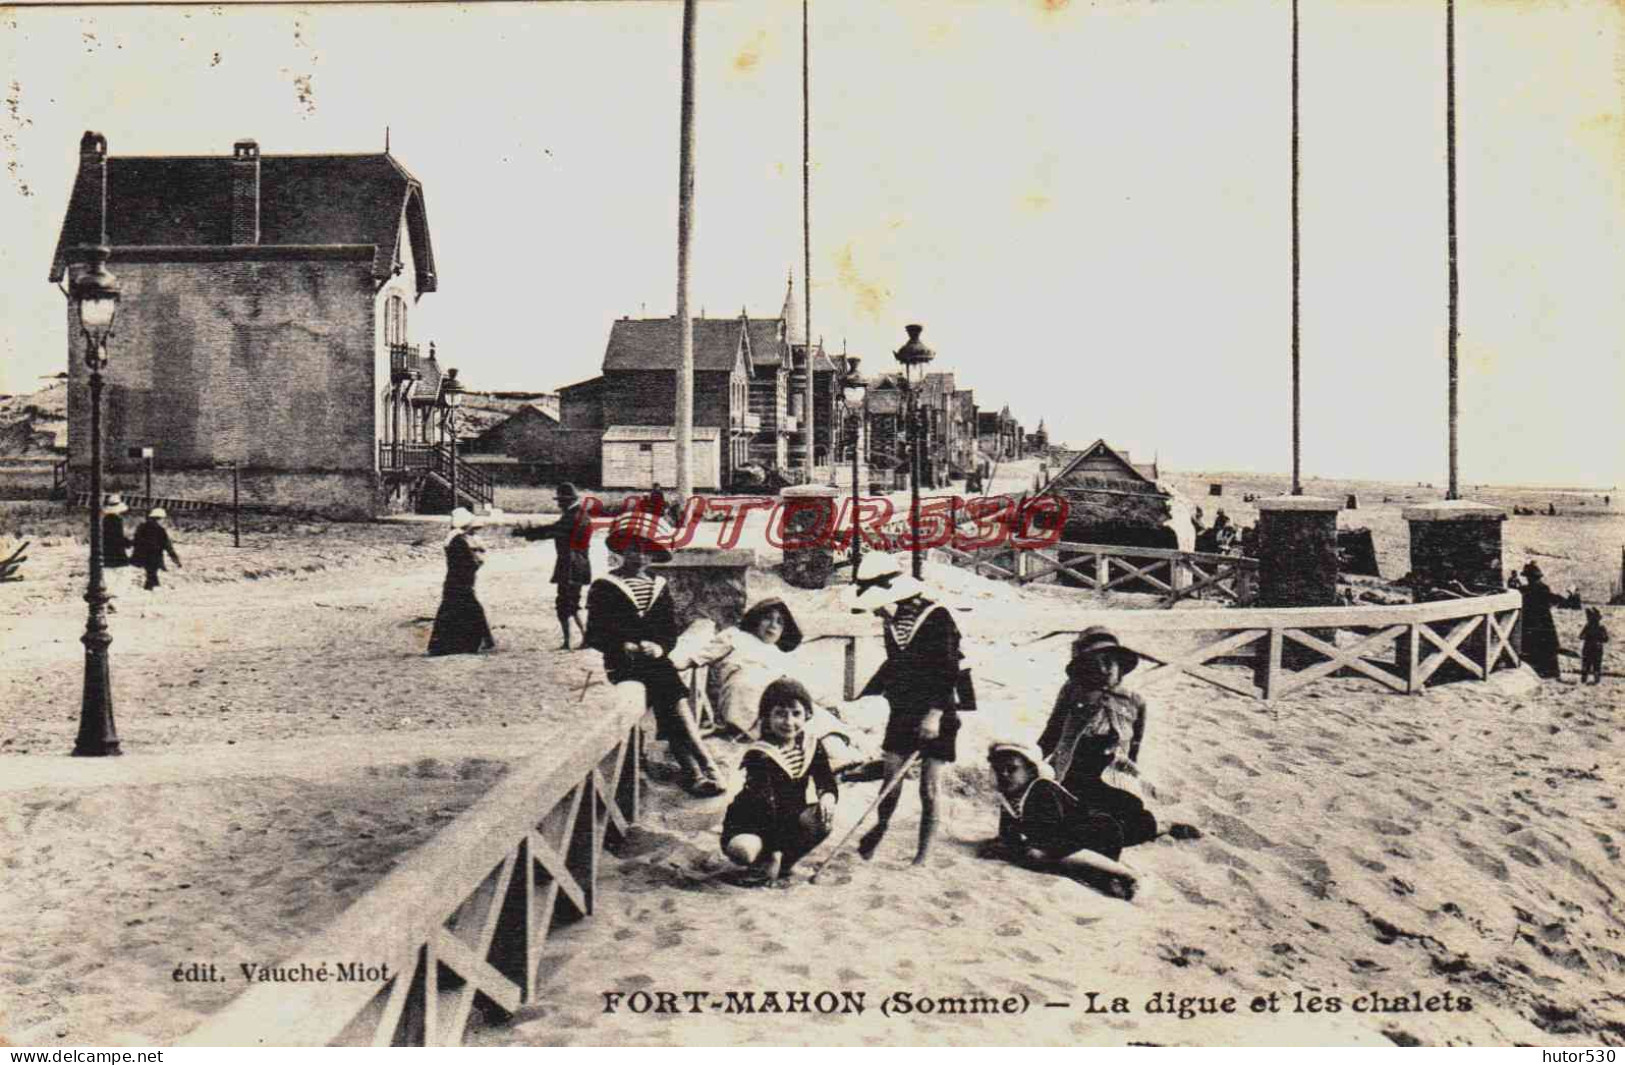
xmin=49 ymin=132 xmax=460 ymax=519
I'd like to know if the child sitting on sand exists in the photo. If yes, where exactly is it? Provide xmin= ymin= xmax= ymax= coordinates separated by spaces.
xmin=721 ymin=678 xmax=839 ymax=885
xmin=979 ymin=741 xmax=1141 ymax=899
xmin=1580 ymin=607 xmax=1609 ymax=685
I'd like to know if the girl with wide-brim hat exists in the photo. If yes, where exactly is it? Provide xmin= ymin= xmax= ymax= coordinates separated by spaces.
xmin=848 ymin=552 xmax=970 ymax=866
xmin=585 ymin=511 xmax=726 ymax=797
xmin=1037 ymin=626 xmax=1160 ymax=854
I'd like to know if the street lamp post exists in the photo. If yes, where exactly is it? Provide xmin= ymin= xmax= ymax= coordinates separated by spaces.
xmin=841 ymin=358 xmax=867 ymax=584
xmin=893 ymin=324 xmax=935 ymax=581
xmin=71 ymin=244 xmax=122 ymax=757
xmin=440 ymin=367 xmax=464 ymax=512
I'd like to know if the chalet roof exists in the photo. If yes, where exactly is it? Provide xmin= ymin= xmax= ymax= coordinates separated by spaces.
xmin=558 ymin=376 xmax=604 ymax=395
xmin=792 ymin=343 xmax=841 ymax=375
xmin=603 ymin=318 xmax=746 ymax=373
xmin=409 ymin=355 xmax=443 ymax=401
xmin=49 ymin=147 xmax=436 ymax=292
xmin=745 ymin=318 xmax=788 ymax=369
xmin=1046 ymin=439 xmax=1160 ymax=493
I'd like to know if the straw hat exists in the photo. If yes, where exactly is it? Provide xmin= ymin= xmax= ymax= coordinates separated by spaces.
xmin=607 ymin=510 xmax=678 ymax=562
xmin=847 ymin=551 xmax=925 ymax=612
xmin=147 ymin=507 xmax=167 ymax=520
xmin=1069 ymin=626 xmax=1141 ymax=676
xmin=986 ymin=740 xmax=1055 ymax=781
xmin=449 ymin=507 xmax=475 ymax=529
xmin=101 ymin=494 xmax=128 ymax=516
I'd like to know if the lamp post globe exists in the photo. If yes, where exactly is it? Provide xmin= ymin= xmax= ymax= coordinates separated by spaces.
xmin=71 ymin=244 xmax=122 ymax=757
xmin=893 ymin=324 xmax=934 ymax=581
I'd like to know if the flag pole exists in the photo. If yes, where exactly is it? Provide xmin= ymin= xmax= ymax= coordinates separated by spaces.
xmin=675 ymin=0 xmax=697 ymax=500
xmin=801 ymin=0 xmax=816 ymax=483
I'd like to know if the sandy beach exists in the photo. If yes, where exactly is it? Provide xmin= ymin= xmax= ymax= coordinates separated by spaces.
xmin=3 ymin=469 xmax=1622 ymax=1046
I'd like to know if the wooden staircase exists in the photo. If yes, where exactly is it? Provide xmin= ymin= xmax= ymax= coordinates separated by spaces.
xmin=379 ymin=442 xmax=494 ymax=512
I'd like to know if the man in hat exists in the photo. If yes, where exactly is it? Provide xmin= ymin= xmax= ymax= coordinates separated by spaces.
xmin=131 ymin=507 xmax=181 ymax=590
xmin=514 ymin=482 xmax=593 ymax=649
xmin=1037 ymin=627 xmax=1159 ymax=851
xmin=1510 ymin=561 xmax=1563 ymax=678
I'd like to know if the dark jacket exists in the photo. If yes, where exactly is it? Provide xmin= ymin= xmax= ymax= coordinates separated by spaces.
xmin=101 ymin=515 xmax=131 ymax=568
xmin=131 ymin=520 xmax=179 ymax=571
xmin=858 ymin=601 xmax=965 ymax=716
xmin=584 ymin=573 xmax=679 ymax=683
xmin=516 ymin=502 xmax=592 ymax=586
xmin=1038 ymin=677 xmax=1147 ymax=796
xmin=722 ymin=736 xmax=838 ymax=846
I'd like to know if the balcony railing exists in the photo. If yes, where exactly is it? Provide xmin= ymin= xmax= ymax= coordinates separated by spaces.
xmin=390 ymin=343 xmax=422 ymax=381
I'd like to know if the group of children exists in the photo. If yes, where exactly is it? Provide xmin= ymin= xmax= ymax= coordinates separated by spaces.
xmin=569 ymin=507 xmax=1179 ymax=895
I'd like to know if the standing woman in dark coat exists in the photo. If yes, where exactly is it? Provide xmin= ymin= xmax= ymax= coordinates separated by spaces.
xmin=427 ymin=508 xmax=497 ymax=656
xmin=514 ymin=482 xmax=592 ymax=649
xmin=849 ymin=552 xmax=969 ymax=866
xmin=1510 ymin=561 xmax=1562 ymax=678
xmin=585 ymin=512 xmax=726 ymax=797
xmin=100 ymin=494 xmax=134 ymax=606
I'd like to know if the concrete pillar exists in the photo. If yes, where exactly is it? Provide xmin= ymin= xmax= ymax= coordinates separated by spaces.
xmin=1254 ymin=496 xmax=1341 ymax=677
xmin=1403 ymin=500 xmax=1508 ymax=597
xmin=778 ymin=484 xmax=840 ymax=589
xmin=1254 ymin=496 xmax=1342 ymax=608
xmin=650 ymin=548 xmax=754 ymax=631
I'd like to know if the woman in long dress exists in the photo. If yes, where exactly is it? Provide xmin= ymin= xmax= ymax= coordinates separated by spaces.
xmin=427 ymin=508 xmax=496 ymax=656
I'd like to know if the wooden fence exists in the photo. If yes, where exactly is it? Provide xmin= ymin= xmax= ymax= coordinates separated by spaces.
xmin=818 ymin=592 xmax=1521 ymax=703
xmin=935 ymin=539 xmax=1260 ymax=607
xmin=182 ymin=684 xmax=646 ymax=1047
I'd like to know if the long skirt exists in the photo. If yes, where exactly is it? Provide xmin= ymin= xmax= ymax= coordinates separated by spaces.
xmin=428 ymin=587 xmax=495 ymax=656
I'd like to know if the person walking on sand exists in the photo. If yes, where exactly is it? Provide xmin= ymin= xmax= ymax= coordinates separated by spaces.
xmin=1509 ymin=561 xmax=1563 ymax=679
xmin=721 ymin=678 xmax=839 ymax=885
xmin=427 ymin=508 xmax=496 ymax=656
xmin=1580 ymin=607 xmax=1608 ymax=685
xmin=130 ymin=508 xmax=181 ymax=590
xmin=585 ymin=511 xmax=727 ymax=797
xmin=1037 ymin=628 xmax=1160 ymax=854
xmin=848 ymin=551 xmax=970 ymax=866
xmin=513 ymin=482 xmax=592 ymax=649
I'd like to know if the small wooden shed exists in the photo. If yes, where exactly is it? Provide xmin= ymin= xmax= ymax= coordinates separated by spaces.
xmin=601 ymin=426 xmax=721 ymax=490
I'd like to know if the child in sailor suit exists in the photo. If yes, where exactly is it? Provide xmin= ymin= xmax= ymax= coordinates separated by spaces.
xmin=721 ymin=678 xmax=839 ymax=882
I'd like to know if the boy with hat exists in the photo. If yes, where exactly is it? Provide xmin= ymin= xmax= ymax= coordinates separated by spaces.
xmin=1038 ymin=627 xmax=1159 ymax=853
xmin=513 ymin=482 xmax=592 ymax=649
xmin=585 ymin=511 xmax=727 ymax=797
xmin=848 ymin=551 xmax=970 ymax=865
xmin=100 ymin=494 xmax=136 ymax=603
xmin=131 ymin=508 xmax=181 ymax=590
xmin=982 ymin=740 xmax=1140 ymax=898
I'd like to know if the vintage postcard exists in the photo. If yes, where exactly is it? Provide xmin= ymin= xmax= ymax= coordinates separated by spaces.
xmin=1 ymin=0 xmax=1620 ymax=1049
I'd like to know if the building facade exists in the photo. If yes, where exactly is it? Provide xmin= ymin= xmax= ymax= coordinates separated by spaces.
xmin=50 ymin=133 xmax=440 ymax=519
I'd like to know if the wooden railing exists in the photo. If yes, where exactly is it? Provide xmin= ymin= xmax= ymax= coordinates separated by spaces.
xmin=390 ymin=343 xmax=423 ymax=380
xmin=816 ymin=592 xmax=1521 ymax=704
xmin=379 ymin=442 xmax=495 ymax=508
xmin=182 ymin=685 xmax=646 ymax=1047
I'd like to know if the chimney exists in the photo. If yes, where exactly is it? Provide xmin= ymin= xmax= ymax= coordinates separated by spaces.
xmin=231 ymin=139 xmax=261 ymax=245
xmin=77 ymin=131 xmax=109 ymax=246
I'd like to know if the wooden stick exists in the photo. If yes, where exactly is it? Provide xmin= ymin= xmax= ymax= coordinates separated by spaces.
xmin=809 ymin=750 xmax=922 ymax=884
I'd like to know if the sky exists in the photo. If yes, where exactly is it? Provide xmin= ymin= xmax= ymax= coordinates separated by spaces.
xmin=1 ymin=0 xmax=1620 ymax=488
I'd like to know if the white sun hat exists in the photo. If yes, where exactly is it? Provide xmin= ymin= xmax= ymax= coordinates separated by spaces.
xmin=847 ymin=551 xmax=925 ymax=613
xmin=449 ymin=507 xmax=475 ymax=529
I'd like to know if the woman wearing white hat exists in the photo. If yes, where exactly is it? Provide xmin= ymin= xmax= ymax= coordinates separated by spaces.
xmin=849 ymin=551 xmax=970 ymax=865
xmin=427 ymin=507 xmax=496 ymax=656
